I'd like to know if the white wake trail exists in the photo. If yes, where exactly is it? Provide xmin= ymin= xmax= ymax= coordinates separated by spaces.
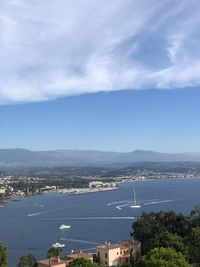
xmin=107 ymin=200 xmax=129 ymax=206
xmin=60 ymin=238 xmax=100 ymax=245
xmin=143 ymin=199 xmax=173 ymax=205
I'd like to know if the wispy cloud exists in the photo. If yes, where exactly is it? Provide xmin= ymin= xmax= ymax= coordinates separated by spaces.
xmin=0 ymin=0 xmax=200 ymax=104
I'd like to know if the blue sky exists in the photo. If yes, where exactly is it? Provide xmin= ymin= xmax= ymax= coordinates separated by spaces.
xmin=1 ymin=88 xmax=199 ymax=153
xmin=0 ymin=1 xmax=200 ymax=152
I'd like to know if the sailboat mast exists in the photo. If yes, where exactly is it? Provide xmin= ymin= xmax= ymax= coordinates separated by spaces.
xmin=134 ymin=188 xmax=136 ymax=205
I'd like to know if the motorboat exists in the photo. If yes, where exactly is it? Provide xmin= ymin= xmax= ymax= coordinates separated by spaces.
xmin=59 ymin=224 xmax=71 ymax=230
xmin=52 ymin=242 xmax=65 ymax=248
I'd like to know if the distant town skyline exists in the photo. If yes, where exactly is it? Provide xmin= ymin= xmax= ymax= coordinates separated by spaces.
xmin=0 ymin=1 xmax=199 ymax=153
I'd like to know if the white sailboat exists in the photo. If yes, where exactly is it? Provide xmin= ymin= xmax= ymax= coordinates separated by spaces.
xmin=130 ymin=188 xmax=141 ymax=208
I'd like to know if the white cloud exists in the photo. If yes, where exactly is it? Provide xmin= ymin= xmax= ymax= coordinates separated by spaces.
xmin=0 ymin=0 xmax=200 ymax=104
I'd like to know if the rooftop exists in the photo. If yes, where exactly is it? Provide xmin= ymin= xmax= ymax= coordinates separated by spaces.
xmin=96 ymin=243 xmax=119 ymax=250
xmin=38 ymin=257 xmax=70 ymax=267
xmin=67 ymin=252 xmax=93 ymax=260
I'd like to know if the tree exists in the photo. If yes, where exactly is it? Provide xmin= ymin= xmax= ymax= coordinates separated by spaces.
xmin=135 ymin=247 xmax=189 ymax=267
xmin=0 ymin=242 xmax=8 ymax=267
xmin=149 ymin=231 xmax=186 ymax=256
xmin=186 ymin=226 xmax=200 ymax=265
xmin=190 ymin=205 xmax=200 ymax=228
xmin=131 ymin=211 xmax=189 ymax=254
xmin=47 ymin=247 xmax=62 ymax=258
xmin=69 ymin=258 xmax=99 ymax=267
xmin=17 ymin=254 xmax=37 ymax=267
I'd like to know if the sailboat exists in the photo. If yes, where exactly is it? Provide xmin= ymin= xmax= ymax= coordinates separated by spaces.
xmin=130 ymin=188 xmax=141 ymax=208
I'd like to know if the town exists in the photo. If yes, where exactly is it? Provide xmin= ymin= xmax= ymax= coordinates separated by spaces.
xmin=0 ymin=164 xmax=200 ymax=205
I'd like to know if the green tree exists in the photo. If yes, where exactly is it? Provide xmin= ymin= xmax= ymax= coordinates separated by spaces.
xmin=135 ymin=247 xmax=189 ymax=267
xmin=149 ymin=231 xmax=187 ymax=256
xmin=186 ymin=226 xmax=200 ymax=265
xmin=0 ymin=242 xmax=8 ymax=267
xmin=47 ymin=247 xmax=62 ymax=258
xmin=69 ymin=258 xmax=99 ymax=267
xmin=131 ymin=211 xmax=188 ymax=254
xmin=190 ymin=205 xmax=200 ymax=228
xmin=17 ymin=254 xmax=37 ymax=267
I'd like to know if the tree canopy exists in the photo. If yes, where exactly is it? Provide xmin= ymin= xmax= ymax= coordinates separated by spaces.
xmin=135 ymin=247 xmax=189 ymax=267
xmin=149 ymin=231 xmax=186 ymax=256
xmin=69 ymin=258 xmax=99 ymax=267
xmin=131 ymin=211 xmax=189 ymax=254
xmin=0 ymin=242 xmax=8 ymax=267
xmin=186 ymin=226 xmax=200 ymax=265
xmin=17 ymin=254 xmax=37 ymax=267
xmin=47 ymin=247 xmax=62 ymax=258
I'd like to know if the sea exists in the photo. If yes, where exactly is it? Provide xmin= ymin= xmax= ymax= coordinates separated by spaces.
xmin=1 ymin=178 xmax=200 ymax=267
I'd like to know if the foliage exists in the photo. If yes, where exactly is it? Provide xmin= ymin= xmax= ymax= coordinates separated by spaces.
xmin=17 ymin=254 xmax=37 ymax=267
xmin=149 ymin=231 xmax=186 ymax=256
xmin=135 ymin=247 xmax=189 ymax=267
xmin=190 ymin=205 xmax=200 ymax=228
xmin=0 ymin=242 xmax=8 ymax=267
xmin=69 ymin=258 xmax=99 ymax=267
xmin=186 ymin=226 xmax=200 ymax=265
xmin=47 ymin=247 xmax=62 ymax=258
xmin=131 ymin=211 xmax=189 ymax=254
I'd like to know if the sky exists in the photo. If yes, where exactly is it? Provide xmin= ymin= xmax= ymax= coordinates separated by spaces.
xmin=0 ymin=0 xmax=200 ymax=152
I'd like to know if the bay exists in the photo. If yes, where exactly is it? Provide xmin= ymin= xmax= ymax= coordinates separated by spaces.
xmin=1 ymin=178 xmax=200 ymax=267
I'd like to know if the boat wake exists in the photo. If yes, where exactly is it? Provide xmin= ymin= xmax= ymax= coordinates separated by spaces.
xmin=26 ymin=216 xmax=135 ymax=221
xmin=113 ymin=198 xmax=175 ymax=210
xmin=60 ymin=238 xmax=99 ymax=245
xmin=27 ymin=207 xmax=69 ymax=217
xmin=82 ymin=247 xmax=96 ymax=251
xmin=28 ymin=209 xmax=57 ymax=217
xmin=34 ymin=203 xmax=45 ymax=208
xmin=143 ymin=199 xmax=174 ymax=205
xmin=107 ymin=200 xmax=129 ymax=206
xmin=64 ymin=216 xmax=135 ymax=220
xmin=116 ymin=202 xmax=132 ymax=210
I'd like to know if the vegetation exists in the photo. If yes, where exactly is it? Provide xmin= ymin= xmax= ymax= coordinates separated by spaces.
xmin=131 ymin=210 xmax=189 ymax=254
xmin=149 ymin=231 xmax=187 ymax=256
xmin=47 ymin=247 xmax=63 ymax=258
xmin=186 ymin=227 xmax=200 ymax=265
xmin=135 ymin=247 xmax=190 ymax=267
xmin=69 ymin=258 xmax=99 ymax=267
xmin=0 ymin=242 xmax=8 ymax=267
xmin=17 ymin=254 xmax=37 ymax=267
xmin=132 ymin=205 xmax=200 ymax=266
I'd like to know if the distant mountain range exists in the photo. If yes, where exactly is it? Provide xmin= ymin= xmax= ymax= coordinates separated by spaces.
xmin=0 ymin=148 xmax=200 ymax=168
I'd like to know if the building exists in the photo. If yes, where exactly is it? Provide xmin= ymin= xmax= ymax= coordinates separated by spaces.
xmin=96 ymin=240 xmax=141 ymax=267
xmin=37 ymin=251 xmax=93 ymax=267
xmin=37 ymin=257 xmax=70 ymax=267
xmin=96 ymin=243 xmax=120 ymax=266
xmin=67 ymin=251 xmax=93 ymax=262
xmin=37 ymin=240 xmax=140 ymax=267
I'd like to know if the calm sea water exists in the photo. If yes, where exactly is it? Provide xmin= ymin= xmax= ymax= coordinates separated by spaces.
xmin=1 ymin=178 xmax=200 ymax=267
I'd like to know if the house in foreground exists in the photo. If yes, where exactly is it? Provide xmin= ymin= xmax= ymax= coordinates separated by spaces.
xmin=37 ymin=239 xmax=141 ymax=267
xmin=37 ymin=252 xmax=93 ymax=267
xmin=96 ymin=240 xmax=141 ymax=266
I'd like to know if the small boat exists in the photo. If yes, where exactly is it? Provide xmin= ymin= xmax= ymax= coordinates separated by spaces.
xmin=59 ymin=224 xmax=71 ymax=230
xmin=52 ymin=242 xmax=65 ymax=248
xmin=130 ymin=188 xmax=141 ymax=208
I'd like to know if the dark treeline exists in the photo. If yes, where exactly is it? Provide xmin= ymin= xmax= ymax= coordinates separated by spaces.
xmin=132 ymin=205 xmax=200 ymax=266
